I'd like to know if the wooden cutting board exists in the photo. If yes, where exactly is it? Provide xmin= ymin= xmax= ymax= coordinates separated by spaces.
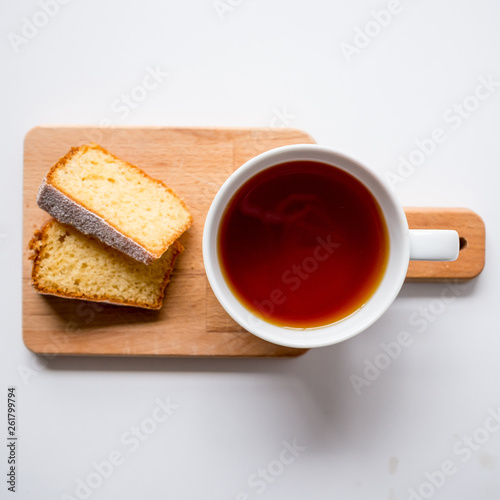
xmin=22 ymin=126 xmax=485 ymax=357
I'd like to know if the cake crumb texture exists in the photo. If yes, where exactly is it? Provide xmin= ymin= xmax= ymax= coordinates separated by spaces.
xmin=39 ymin=143 xmax=192 ymax=261
xmin=30 ymin=219 xmax=183 ymax=309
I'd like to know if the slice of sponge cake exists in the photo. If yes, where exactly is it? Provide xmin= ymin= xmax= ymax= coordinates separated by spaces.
xmin=30 ymin=219 xmax=183 ymax=310
xmin=36 ymin=144 xmax=192 ymax=264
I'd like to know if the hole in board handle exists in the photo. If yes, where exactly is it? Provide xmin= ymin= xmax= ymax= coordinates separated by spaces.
xmin=459 ymin=237 xmax=467 ymax=251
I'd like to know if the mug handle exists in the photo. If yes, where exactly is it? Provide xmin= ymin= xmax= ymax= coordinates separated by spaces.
xmin=409 ymin=230 xmax=459 ymax=261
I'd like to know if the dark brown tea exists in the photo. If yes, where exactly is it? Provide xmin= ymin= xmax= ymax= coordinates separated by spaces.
xmin=218 ymin=161 xmax=389 ymax=328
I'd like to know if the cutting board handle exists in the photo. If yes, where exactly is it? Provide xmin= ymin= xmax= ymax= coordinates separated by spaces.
xmin=404 ymin=207 xmax=485 ymax=281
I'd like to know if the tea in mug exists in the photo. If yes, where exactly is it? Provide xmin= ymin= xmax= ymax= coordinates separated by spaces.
xmin=218 ymin=160 xmax=389 ymax=328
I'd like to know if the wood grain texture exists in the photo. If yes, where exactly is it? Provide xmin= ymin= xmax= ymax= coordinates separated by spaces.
xmin=23 ymin=126 xmax=315 ymax=357
xmin=23 ymin=126 xmax=485 ymax=357
xmin=405 ymin=207 xmax=485 ymax=281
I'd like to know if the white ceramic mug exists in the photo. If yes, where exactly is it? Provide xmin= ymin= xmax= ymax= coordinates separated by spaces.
xmin=203 ymin=145 xmax=459 ymax=348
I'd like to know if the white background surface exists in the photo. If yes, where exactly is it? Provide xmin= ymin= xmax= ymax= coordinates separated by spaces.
xmin=1 ymin=0 xmax=499 ymax=498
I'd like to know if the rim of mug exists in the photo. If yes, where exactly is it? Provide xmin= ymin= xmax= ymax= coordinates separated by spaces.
xmin=203 ymin=144 xmax=410 ymax=348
